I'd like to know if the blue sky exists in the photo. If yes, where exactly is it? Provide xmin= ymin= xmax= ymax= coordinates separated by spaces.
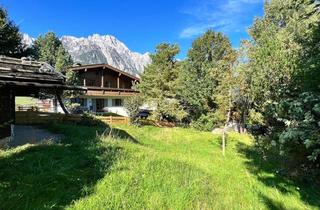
xmin=1 ymin=0 xmax=264 ymax=58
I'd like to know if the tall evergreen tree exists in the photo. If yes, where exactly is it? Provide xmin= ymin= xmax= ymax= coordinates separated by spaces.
xmin=33 ymin=32 xmax=76 ymax=85
xmin=0 ymin=7 xmax=29 ymax=57
xmin=33 ymin=32 xmax=73 ymax=72
xmin=138 ymin=43 xmax=187 ymax=121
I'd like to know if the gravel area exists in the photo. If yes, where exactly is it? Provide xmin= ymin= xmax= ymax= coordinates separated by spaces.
xmin=8 ymin=125 xmax=64 ymax=147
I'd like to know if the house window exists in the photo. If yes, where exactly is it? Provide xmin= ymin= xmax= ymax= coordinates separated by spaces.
xmin=112 ymin=99 xmax=122 ymax=107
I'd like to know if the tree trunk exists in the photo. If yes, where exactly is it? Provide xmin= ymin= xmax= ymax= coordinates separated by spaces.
xmin=0 ymin=87 xmax=15 ymax=139
xmin=56 ymin=93 xmax=69 ymax=114
xmin=222 ymin=89 xmax=232 ymax=156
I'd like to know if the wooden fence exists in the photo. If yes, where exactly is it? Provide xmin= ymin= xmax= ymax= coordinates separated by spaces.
xmin=15 ymin=111 xmax=82 ymax=125
xmin=15 ymin=111 xmax=129 ymax=125
xmin=96 ymin=116 xmax=129 ymax=125
xmin=16 ymin=106 xmax=39 ymax=112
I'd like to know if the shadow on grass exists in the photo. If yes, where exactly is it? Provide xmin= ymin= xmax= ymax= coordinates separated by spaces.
xmin=237 ymin=142 xmax=320 ymax=209
xmin=102 ymin=127 xmax=140 ymax=144
xmin=259 ymin=193 xmax=288 ymax=210
xmin=0 ymin=124 xmax=126 ymax=210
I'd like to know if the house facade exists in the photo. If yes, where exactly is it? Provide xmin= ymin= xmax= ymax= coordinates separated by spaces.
xmin=69 ymin=64 xmax=139 ymax=116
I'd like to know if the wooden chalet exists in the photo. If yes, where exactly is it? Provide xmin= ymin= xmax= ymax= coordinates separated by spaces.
xmin=0 ymin=56 xmax=85 ymax=140
xmin=68 ymin=64 xmax=139 ymax=115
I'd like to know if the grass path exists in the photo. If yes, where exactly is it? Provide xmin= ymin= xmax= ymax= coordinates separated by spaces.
xmin=0 ymin=124 xmax=319 ymax=209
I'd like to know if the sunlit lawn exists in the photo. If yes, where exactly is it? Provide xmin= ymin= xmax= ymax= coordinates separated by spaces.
xmin=15 ymin=97 xmax=38 ymax=106
xmin=0 ymin=124 xmax=319 ymax=209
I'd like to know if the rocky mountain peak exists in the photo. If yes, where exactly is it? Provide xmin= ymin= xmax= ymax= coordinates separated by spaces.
xmin=61 ymin=34 xmax=151 ymax=77
xmin=22 ymin=33 xmax=151 ymax=77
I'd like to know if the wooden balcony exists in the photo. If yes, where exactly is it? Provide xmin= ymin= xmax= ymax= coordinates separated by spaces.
xmin=85 ymin=86 xmax=139 ymax=97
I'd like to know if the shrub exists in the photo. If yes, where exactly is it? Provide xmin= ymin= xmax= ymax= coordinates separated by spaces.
xmin=123 ymin=95 xmax=143 ymax=125
xmin=190 ymin=112 xmax=223 ymax=131
xmin=275 ymin=92 xmax=320 ymax=163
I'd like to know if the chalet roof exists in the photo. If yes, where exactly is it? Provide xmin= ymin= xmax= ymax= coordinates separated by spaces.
xmin=68 ymin=63 xmax=140 ymax=81
xmin=0 ymin=56 xmax=85 ymax=90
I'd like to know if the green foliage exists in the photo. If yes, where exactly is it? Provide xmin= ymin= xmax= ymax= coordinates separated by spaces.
xmin=179 ymin=30 xmax=235 ymax=128
xmin=247 ymin=109 xmax=265 ymax=126
xmin=276 ymin=92 xmax=320 ymax=162
xmin=248 ymin=0 xmax=320 ymax=101
xmin=245 ymin=0 xmax=320 ymax=166
xmin=32 ymin=31 xmax=78 ymax=94
xmin=123 ymin=95 xmax=143 ymax=125
xmin=190 ymin=112 xmax=223 ymax=131
xmin=0 ymin=7 xmax=31 ymax=57
xmin=138 ymin=43 xmax=187 ymax=121
xmin=33 ymin=32 xmax=75 ymax=83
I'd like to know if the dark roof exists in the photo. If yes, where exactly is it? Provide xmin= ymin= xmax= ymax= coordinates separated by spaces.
xmin=0 ymin=56 xmax=64 ymax=84
xmin=0 ymin=56 xmax=85 ymax=90
xmin=68 ymin=63 xmax=140 ymax=81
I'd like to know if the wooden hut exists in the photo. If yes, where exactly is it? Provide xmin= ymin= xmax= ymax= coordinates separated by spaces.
xmin=0 ymin=56 xmax=85 ymax=140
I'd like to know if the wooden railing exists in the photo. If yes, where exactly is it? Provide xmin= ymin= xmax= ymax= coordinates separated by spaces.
xmin=15 ymin=111 xmax=82 ymax=125
xmin=96 ymin=116 xmax=129 ymax=125
xmin=16 ymin=106 xmax=39 ymax=112
xmin=15 ymin=111 xmax=129 ymax=125
xmin=85 ymin=86 xmax=139 ymax=93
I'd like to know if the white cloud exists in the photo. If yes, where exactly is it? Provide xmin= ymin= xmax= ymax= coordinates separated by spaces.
xmin=179 ymin=0 xmax=263 ymax=38
xmin=180 ymin=23 xmax=224 ymax=38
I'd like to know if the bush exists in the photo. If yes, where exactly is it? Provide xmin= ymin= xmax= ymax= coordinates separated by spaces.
xmin=123 ymin=95 xmax=143 ymax=125
xmin=275 ymin=92 xmax=320 ymax=163
xmin=190 ymin=112 xmax=223 ymax=131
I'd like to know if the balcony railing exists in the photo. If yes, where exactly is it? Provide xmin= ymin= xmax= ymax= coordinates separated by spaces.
xmin=85 ymin=86 xmax=139 ymax=92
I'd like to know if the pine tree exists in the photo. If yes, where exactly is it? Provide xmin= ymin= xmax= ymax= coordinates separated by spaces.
xmin=33 ymin=32 xmax=73 ymax=72
xmin=138 ymin=43 xmax=187 ymax=121
xmin=33 ymin=32 xmax=75 ymax=84
xmin=0 ymin=7 xmax=28 ymax=57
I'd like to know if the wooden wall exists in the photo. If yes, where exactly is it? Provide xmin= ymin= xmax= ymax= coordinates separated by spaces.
xmin=0 ymin=87 xmax=15 ymax=139
xmin=15 ymin=111 xmax=129 ymax=125
xmin=79 ymin=67 xmax=134 ymax=89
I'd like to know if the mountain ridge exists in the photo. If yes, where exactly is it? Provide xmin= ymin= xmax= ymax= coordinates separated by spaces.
xmin=23 ymin=34 xmax=151 ymax=77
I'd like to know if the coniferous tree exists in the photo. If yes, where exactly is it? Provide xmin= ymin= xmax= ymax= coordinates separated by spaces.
xmin=33 ymin=32 xmax=73 ymax=71
xmin=138 ymin=43 xmax=187 ymax=121
xmin=0 ymin=7 xmax=30 ymax=57
xmin=33 ymin=32 xmax=76 ymax=85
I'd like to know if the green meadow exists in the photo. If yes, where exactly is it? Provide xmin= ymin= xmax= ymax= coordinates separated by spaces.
xmin=0 ymin=124 xmax=319 ymax=210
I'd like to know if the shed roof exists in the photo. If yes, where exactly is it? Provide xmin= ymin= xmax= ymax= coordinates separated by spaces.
xmin=0 ymin=56 xmax=85 ymax=90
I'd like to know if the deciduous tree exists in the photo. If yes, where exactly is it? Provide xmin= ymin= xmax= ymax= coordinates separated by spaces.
xmin=246 ymin=0 xmax=320 ymax=166
xmin=179 ymin=30 xmax=235 ymax=130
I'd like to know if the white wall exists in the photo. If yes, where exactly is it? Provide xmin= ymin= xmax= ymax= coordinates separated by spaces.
xmin=82 ymin=96 xmax=129 ymax=117
xmin=103 ymin=106 xmax=128 ymax=117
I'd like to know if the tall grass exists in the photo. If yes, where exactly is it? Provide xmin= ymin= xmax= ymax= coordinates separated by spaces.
xmin=0 ymin=124 xmax=319 ymax=209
